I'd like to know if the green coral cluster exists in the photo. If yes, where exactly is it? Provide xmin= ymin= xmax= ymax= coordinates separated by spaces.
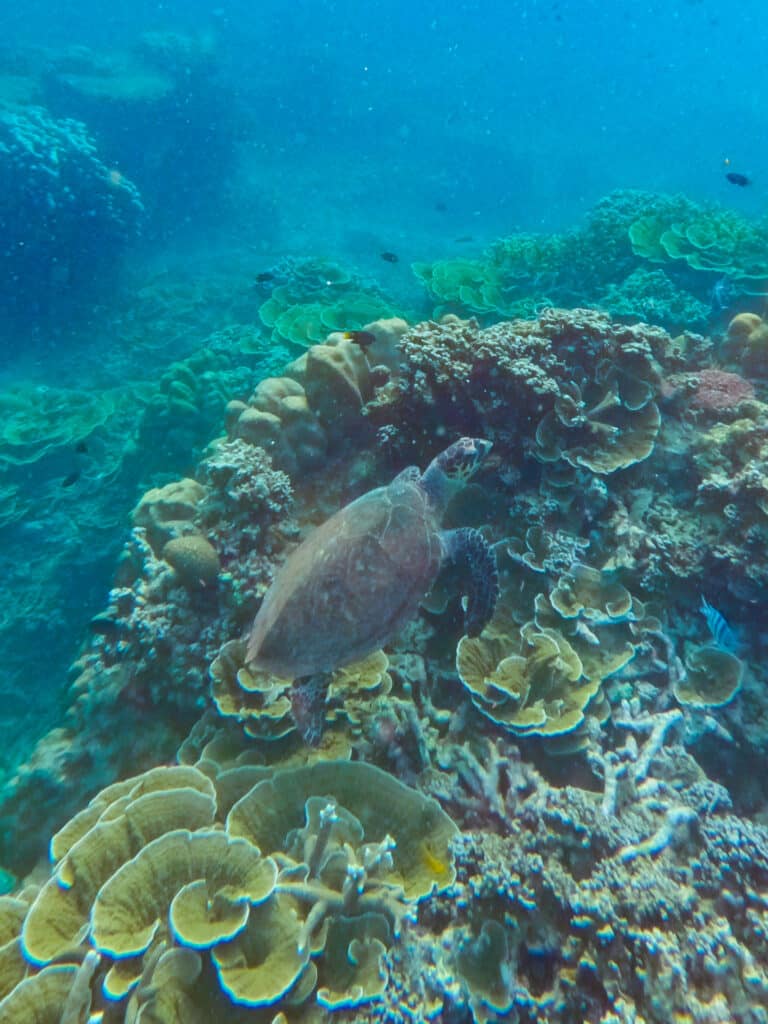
xmin=413 ymin=189 xmax=768 ymax=332
xmin=0 ymin=384 xmax=122 ymax=468
xmin=211 ymin=640 xmax=392 ymax=745
xmin=596 ymin=267 xmax=711 ymax=332
xmin=629 ymin=195 xmax=768 ymax=283
xmin=258 ymin=258 xmax=404 ymax=348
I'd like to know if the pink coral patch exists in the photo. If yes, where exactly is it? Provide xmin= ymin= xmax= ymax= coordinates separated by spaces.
xmin=666 ymin=369 xmax=755 ymax=411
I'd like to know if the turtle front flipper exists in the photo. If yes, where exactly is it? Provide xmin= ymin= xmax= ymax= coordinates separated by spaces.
xmin=290 ymin=673 xmax=332 ymax=746
xmin=443 ymin=528 xmax=499 ymax=637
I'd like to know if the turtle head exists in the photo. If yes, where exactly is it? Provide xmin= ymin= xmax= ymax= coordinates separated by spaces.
xmin=422 ymin=437 xmax=493 ymax=515
xmin=437 ymin=437 xmax=493 ymax=482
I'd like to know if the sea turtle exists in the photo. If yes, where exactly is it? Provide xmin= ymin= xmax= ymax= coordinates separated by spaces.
xmin=246 ymin=436 xmax=499 ymax=742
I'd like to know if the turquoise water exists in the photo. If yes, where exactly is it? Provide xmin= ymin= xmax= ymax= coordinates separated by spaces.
xmin=1 ymin=2 xmax=768 ymax=1021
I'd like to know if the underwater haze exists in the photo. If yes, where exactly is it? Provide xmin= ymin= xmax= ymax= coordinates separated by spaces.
xmin=2 ymin=0 xmax=768 ymax=1021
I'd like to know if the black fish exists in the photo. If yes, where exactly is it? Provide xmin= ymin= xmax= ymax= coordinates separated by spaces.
xmin=435 ymin=201 xmax=448 ymax=212
xmin=380 ymin=251 xmax=399 ymax=263
xmin=343 ymin=330 xmax=376 ymax=348
xmin=62 ymin=470 xmax=80 ymax=488
xmin=726 ymin=171 xmax=750 ymax=187
xmin=254 ymin=271 xmax=275 ymax=284
xmin=75 ymin=440 xmax=88 ymax=454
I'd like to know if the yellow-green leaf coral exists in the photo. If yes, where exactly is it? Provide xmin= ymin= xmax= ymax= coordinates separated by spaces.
xmin=674 ymin=645 xmax=744 ymax=709
xmin=91 ymin=829 xmax=277 ymax=957
xmin=0 ymin=964 xmax=79 ymax=1024
xmin=50 ymin=764 xmax=215 ymax=863
xmin=549 ymin=563 xmax=633 ymax=623
xmin=211 ymin=895 xmax=309 ymax=1007
xmin=316 ymin=913 xmax=390 ymax=1009
xmin=227 ymin=761 xmax=459 ymax=899
xmin=23 ymin=783 xmax=216 ymax=965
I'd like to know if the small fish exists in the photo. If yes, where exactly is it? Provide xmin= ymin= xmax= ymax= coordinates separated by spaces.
xmin=62 ymin=470 xmax=80 ymax=488
xmin=434 ymin=201 xmax=448 ymax=212
xmin=454 ymin=235 xmax=474 ymax=243
xmin=254 ymin=271 xmax=275 ymax=284
xmin=380 ymin=251 xmax=399 ymax=263
xmin=700 ymin=596 xmax=740 ymax=651
xmin=419 ymin=840 xmax=449 ymax=877
xmin=75 ymin=440 xmax=88 ymax=454
xmin=726 ymin=171 xmax=750 ymax=187
xmin=343 ymin=330 xmax=376 ymax=348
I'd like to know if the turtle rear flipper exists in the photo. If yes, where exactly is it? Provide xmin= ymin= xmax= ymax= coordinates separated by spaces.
xmin=290 ymin=673 xmax=332 ymax=746
xmin=443 ymin=528 xmax=499 ymax=637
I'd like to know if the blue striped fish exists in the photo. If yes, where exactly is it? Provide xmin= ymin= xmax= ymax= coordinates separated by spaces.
xmin=700 ymin=596 xmax=741 ymax=652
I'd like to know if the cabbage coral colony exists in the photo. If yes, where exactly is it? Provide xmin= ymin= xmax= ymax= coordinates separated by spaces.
xmin=1 ymin=286 xmax=768 ymax=1020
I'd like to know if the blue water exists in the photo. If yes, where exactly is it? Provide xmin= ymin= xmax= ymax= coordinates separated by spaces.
xmin=7 ymin=0 xmax=768 ymax=253
xmin=2 ymin=0 xmax=768 ymax=1018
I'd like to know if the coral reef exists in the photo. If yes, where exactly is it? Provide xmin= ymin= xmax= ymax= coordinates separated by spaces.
xmin=0 ymin=309 xmax=287 ymax=793
xmin=0 ymin=441 xmax=293 ymax=871
xmin=7 ymin=301 xmax=764 ymax=871
xmin=628 ymin=195 xmax=768 ymax=283
xmin=4 ymin=277 xmax=768 ymax=1023
xmin=257 ymin=257 xmax=406 ymax=348
xmin=413 ymin=190 xmax=768 ymax=334
xmin=0 ymin=105 xmax=142 ymax=321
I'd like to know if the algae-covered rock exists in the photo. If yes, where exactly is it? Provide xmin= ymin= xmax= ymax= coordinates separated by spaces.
xmin=232 ymin=376 xmax=327 ymax=474
xmin=303 ymin=336 xmax=373 ymax=435
xmin=132 ymin=478 xmax=206 ymax=553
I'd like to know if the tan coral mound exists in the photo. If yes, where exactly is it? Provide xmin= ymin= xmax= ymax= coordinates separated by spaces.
xmin=162 ymin=534 xmax=221 ymax=587
xmin=726 ymin=311 xmax=768 ymax=375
